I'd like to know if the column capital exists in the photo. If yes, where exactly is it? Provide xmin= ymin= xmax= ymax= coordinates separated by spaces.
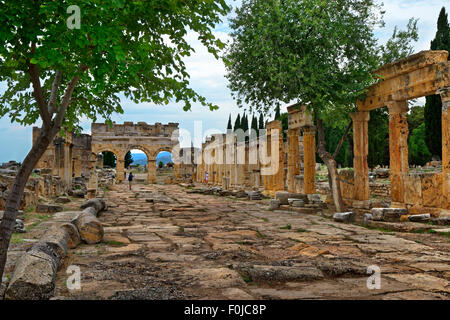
xmin=386 ymin=100 xmax=408 ymax=114
xmin=350 ymin=111 xmax=370 ymax=122
xmin=301 ymin=125 xmax=316 ymax=134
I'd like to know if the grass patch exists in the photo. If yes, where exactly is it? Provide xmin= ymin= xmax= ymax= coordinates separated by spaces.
xmin=10 ymin=233 xmax=25 ymax=244
xmin=178 ymin=226 xmax=185 ymax=233
xmin=297 ymin=228 xmax=307 ymax=233
xmin=262 ymin=218 xmax=269 ymax=223
xmin=256 ymin=230 xmax=265 ymax=238
xmin=361 ymin=224 xmax=395 ymax=233
xmin=239 ymin=273 xmax=253 ymax=284
xmin=280 ymin=224 xmax=292 ymax=230
xmin=310 ymin=221 xmax=318 ymax=225
xmin=24 ymin=206 xmax=35 ymax=214
xmin=37 ymin=215 xmax=51 ymax=221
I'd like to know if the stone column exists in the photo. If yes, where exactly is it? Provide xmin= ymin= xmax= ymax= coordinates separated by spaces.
xmin=148 ymin=159 xmax=156 ymax=183
xmin=350 ymin=111 xmax=370 ymax=201
xmin=387 ymin=101 xmax=409 ymax=205
xmin=287 ymin=128 xmax=301 ymax=193
xmin=116 ymin=159 xmax=125 ymax=183
xmin=302 ymin=126 xmax=316 ymax=194
xmin=440 ymin=88 xmax=450 ymax=209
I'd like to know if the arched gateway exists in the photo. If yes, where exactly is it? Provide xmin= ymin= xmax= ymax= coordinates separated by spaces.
xmin=91 ymin=122 xmax=180 ymax=183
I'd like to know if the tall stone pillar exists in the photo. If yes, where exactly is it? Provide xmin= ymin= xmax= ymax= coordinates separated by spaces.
xmin=148 ymin=159 xmax=156 ymax=183
xmin=116 ymin=159 xmax=125 ymax=183
xmin=287 ymin=129 xmax=301 ymax=193
xmin=302 ymin=126 xmax=316 ymax=194
xmin=350 ymin=111 xmax=370 ymax=201
xmin=439 ymin=88 xmax=450 ymax=209
xmin=267 ymin=121 xmax=284 ymax=193
xmin=387 ymin=101 xmax=409 ymax=205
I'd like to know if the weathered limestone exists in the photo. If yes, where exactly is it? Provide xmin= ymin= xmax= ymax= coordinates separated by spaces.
xmin=354 ymin=51 xmax=449 ymax=214
xmin=350 ymin=111 xmax=370 ymax=201
xmin=73 ymin=210 xmax=104 ymax=244
xmin=302 ymin=126 xmax=316 ymax=194
xmin=333 ymin=212 xmax=355 ymax=223
xmin=287 ymin=129 xmax=300 ymax=193
xmin=440 ymin=87 xmax=450 ymax=210
xmin=387 ymin=101 xmax=409 ymax=205
xmin=5 ymin=226 xmax=69 ymax=300
xmin=357 ymin=51 xmax=449 ymax=111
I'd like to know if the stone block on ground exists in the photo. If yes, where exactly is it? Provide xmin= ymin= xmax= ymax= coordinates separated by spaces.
xmin=371 ymin=208 xmax=407 ymax=222
xmin=80 ymin=198 xmax=107 ymax=216
xmin=431 ymin=217 xmax=450 ymax=226
xmin=333 ymin=212 xmax=355 ymax=223
xmin=5 ymin=250 xmax=57 ymax=300
xmin=362 ymin=213 xmax=373 ymax=225
xmin=36 ymin=204 xmax=63 ymax=214
xmin=55 ymin=197 xmax=71 ymax=204
xmin=291 ymin=199 xmax=305 ymax=208
xmin=408 ymin=214 xmax=431 ymax=223
xmin=60 ymin=223 xmax=81 ymax=249
xmin=269 ymin=200 xmax=280 ymax=210
xmin=73 ymin=211 xmax=104 ymax=244
xmin=5 ymin=226 xmax=69 ymax=300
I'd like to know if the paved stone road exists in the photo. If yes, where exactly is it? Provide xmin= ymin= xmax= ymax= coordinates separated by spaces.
xmin=53 ymin=183 xmax=450 ymax=300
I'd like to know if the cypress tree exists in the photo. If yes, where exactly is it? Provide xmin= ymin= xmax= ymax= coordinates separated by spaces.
xmin=274 ymin=105 xmax=281 ymax=120
xmin=251 ymin=114 xmax=258 ymax=139
xmin=258 ymin=113 xmax=264 ymax=129
xmin=227 ymin=114 xmax=232 ymax=130
xmin=425 ymin=7 xmax=449 ymax=158
xmin=233 ymin=114 xmax=241 ymax=132
xmin=241 ymin=112 xmax=249 ymax=132
xmin=124 ymin=151 xmax=133 ymax=168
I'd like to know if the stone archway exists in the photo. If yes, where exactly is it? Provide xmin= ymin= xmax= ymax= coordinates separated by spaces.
xmin=91 ymin=122 xmax=179 ymax=184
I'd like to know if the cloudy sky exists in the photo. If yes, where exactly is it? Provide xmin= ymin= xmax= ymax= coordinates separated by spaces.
xmin=0 ymin=0 xmax=448 ymax=162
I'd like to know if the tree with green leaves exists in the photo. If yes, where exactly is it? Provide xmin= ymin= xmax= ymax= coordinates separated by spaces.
xmin=234 ymin=113 xmax=241 ymax=131
xmin=409 ymin=123 xmax=432 ymax=166
xmin=425 ymin=7 xmax=449 ymax=159
xmin=125 ymin=151 xmax=133 ymax=169
xmin=225 ymin=0 xmax=418 ymax=212
xmin=227 ymin=114 xmax=232 ymax=130
xmin=0 ymin=0 xmax=229 ymax=282
xmin=102 ymin=151 xmax=117 ymax=168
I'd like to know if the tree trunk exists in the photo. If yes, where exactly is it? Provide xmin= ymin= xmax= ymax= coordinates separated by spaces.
xmin=316 ymin=117 xmax=346 ymax=213
xmin=0 ymin=126 xmax=57 ymax=283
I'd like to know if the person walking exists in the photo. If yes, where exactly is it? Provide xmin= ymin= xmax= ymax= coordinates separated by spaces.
xmin=124 ymin=171 xmax=127 ymax=180
xmin=128 ymin=172 xmax=134 ymax=190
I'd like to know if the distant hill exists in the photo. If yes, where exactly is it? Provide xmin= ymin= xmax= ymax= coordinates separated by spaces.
xmin=131 ymin=152 xmax=172 ymax=166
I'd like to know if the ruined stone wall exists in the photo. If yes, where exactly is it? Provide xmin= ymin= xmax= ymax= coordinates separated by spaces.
xmin=0 ymin=173 xmax=67 ymax=211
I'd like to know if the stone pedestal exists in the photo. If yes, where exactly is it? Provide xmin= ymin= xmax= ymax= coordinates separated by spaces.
xmin=387 ymin=101 xmax=409 ymax=203
xmin=440 ymin=88 xmax=450 ymax=209
xmin=302 ymin=126 xmax=316 ymax=194
xmin=350 ymin=111 xmax=370 ymax=201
